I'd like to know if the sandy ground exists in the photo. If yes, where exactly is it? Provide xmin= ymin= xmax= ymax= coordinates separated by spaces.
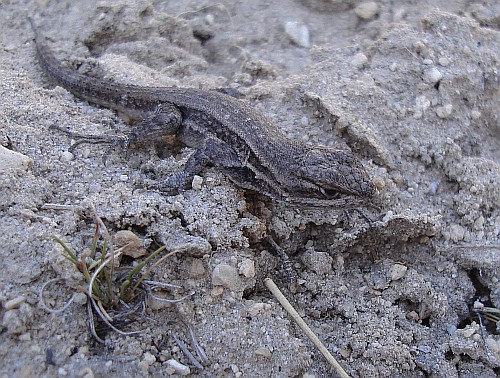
xmin=1 ymin=0 xmax=499 ymax=377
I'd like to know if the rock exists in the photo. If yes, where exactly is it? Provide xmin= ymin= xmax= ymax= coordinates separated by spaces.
xmin=436 ymin=104 xmax=453 ymax=118
xmin=254 ymin=346 xmax=272 ymax=358
xmin=445 ymin=224 xmax=466 ymax=242
xmin=212 ymin=263 xmax=241 ymax=290
xmin=351 ymin=52 xmax=368 ymax=69
xmin=238 ymin=258 xmax=255 ymax=278
xmin=0 ymin=145 xmax=32 ymax=174
xmin=4 ymin=296 xmax=26 ymax=310
xmin=2 ymin=310 xmax=26 ymax=335
xmin=423 ymin=67 xmax=442 ymax=83
xmin=301 ymin=251 xmax=333 ymax=275
xmin=284 ymin=21 xmax=310 ymax=48
xmin=114 ymin=230 xmax=146 ymax=258
xmin=191 ymin=175 xmax=203 ymax=190
xmin=189 ymin=258 xmax=205 ymax=278
xmin=390 ymin=264 xmax=407 ymax=281
xmin=166 ymin=359 xmax=190 ymax=376
xmin=355 ymin=2 xmax=379 ymax=20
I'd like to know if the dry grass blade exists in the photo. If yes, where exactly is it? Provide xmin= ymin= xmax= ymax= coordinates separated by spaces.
xmin=265 ymin=277 xmax=351 ymax=378
xmin=39 ymin=278 xmax=76 ymax=313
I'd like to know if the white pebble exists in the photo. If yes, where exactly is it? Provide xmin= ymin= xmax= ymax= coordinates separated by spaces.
xmin=354 ymin=2 xmax=379 ymax=20
xmin=192 ymin=175 xmax=203 ymax=190
xmin=423 ymin=67 xmax=442 ymax=83
xmin=463 ymin=328 xmax=475 ymax=338
xmin=4 ymin=296 xmax=26 ymax=310
xmin=143 ymin=352 xmax=156 ymax=365
xmin=284 ymin=21 xmax=310 ymax=48
xmin=61 ymin=151 xmax=74 ymax=162
xmin=166 ymin=359 xmax=190 ymax=376
xmin=390 ymin=264 xmax=407 ymax=281
xmin=473 ymin=216 xmax=484 ymax=230
xmin=436 ymin=104 xmax=453 ymax=118
xmin=438 ymin=57 xmax=450 ymax=66
xmin=351 ymin=53 xmax=368 ymax=69
xmin=238 ymin=258 xmax=255 ymax=278
xmin=470 ymin=110 xmax=481 ymax=119
xmin=0 ymin=145 xmax=33 ymax=174
xmin=446 ymin=224 xmax=466 ymax=242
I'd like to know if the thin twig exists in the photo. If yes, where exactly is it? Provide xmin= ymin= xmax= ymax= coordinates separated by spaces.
xmin=172 ymin=333 xmax=204 ymax=369
xmin=39 ymin=278 xmax=76 ymax=313
xmin=264 ymin=278 xmax=350 ymax=378
xmin=87 ymin=301 xmax=105 ymax=344
xmin=186 ymin=323 xmax=209 ymax=365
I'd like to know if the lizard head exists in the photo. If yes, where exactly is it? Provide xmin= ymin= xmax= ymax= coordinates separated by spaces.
xmin=296 ymin=147 xmax=376 ymax=206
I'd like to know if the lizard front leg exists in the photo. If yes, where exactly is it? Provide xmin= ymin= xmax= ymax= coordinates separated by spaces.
xmin=155 ymin=134 xmax=244 ymax=194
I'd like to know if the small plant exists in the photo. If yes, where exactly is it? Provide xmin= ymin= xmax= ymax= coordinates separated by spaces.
xmin=40 ymin=206 xmax=193 ymax=343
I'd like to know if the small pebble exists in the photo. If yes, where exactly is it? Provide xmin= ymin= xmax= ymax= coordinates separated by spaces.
xmin=143 ymin=352 xmax=156 ymax=365
xmin=2 ymin=310 xmax=26 ymax=335
xmin=301 ymin=251 xmax=333 ymax=275
xmin=0 ymin=145 xmax=33 ymax=174
xmin=423 ymin=67 xmax=442 ymax=83
xmin=473 ymin=216 xmax=484 ymax=230
xmin=73 ymin=292 xmax=88 ymax=305
xmin=61 ymin=151 xmax=74 ymax=162
xmin=436 ymin=104 xmax=453 ymax=118
xmin=406 ymin=311 xmax=419 ymax=321
xmin=446 ymin=224 xmax=466 ymax=242
xmin=390 ymin=264 xmax=407 ymax=281
xmin=351 ymin=52 xmax=368 ymax=69
xmin=254 ymin=346 xmax=272 ymax=358
xmin=463 ymin=328 xmax=475 ymax=338
xmin=114 ymin=230 xmax=146 ymax=258
xmin=238 ymin=259 xmax=255 ymax=278
xmin=4 ymin=296 xmax=26 ymax=310
xmin=192 ymin=175 xmax=203 ymax=190
xmin=284 ymin=21 xmax=310 ymax=48
xmin=18 ymin=332 xmax=31 ymax=341
xmin=438 ymin=57 xmax=450 ymax=66
xmin=473 ymin=301 xmax=484 ymax=310
xmin=354 ymin=2 xmax=379 ymax=20
xmin=190 ymin=258 xmax=205 ymax=278
xmin=80 ymin=367 xmax=94 ymax=378
xmin=212 ymin=263 xmax=240 ymax=291
xmin=166 ymin=359 xmax=190 ymax=376
xmin=248 ymin=302 xmax=271 ymax=316
xmin=470 ymin=110 xmax=481 ymax=119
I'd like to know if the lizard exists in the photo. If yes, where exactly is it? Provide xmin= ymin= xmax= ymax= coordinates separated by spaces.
xmin=30 ymin=19 xmax=376 ymax=209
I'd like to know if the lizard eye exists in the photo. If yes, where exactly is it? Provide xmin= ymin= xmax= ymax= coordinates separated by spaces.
xmin=319 ymin=187 xmax=342 ymax=199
